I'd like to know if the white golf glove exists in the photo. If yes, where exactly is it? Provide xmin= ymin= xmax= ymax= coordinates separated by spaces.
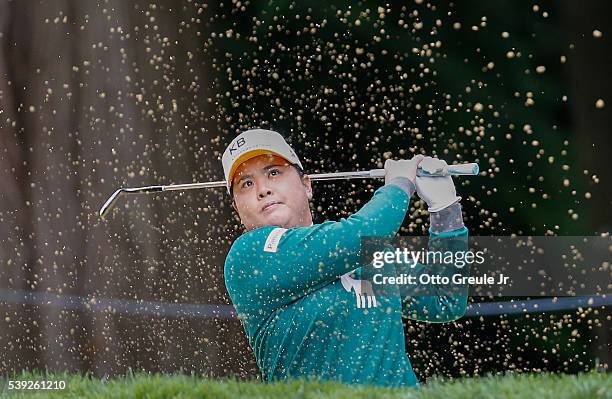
xmin=384 ymin=154 xmax=425 ymax=185
xmin=416 ymin=157 xmax=461 ymax=212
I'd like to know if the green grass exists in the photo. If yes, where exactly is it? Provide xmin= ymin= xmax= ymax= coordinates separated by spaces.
xmin=0 ymin=370 xmax=610 ymax=399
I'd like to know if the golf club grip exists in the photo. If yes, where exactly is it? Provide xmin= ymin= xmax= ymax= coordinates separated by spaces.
xmin=445 ymin=162 xmax=479 ymax=176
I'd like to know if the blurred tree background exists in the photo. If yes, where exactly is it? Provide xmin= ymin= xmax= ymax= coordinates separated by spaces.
xmin=1 ymin=0 xmax=610 ymax=381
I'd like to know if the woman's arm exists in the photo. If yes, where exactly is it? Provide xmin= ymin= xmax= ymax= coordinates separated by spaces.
xmin=401 ymin=202 xmax=470 ymax=323
xmin=225 ymin=179 xmax=415 ymax=308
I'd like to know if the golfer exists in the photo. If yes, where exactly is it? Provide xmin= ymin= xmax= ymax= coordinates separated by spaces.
xmin=223 ymin=129 xmax=468 ymax=387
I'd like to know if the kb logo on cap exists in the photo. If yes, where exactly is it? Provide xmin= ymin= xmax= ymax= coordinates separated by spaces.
xmin=229 ymin=137 xmax=246 ymax=155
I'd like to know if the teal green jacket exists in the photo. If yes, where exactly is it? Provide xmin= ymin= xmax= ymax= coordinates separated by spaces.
xmin=224 ymin=181 xmax=468 ymax=387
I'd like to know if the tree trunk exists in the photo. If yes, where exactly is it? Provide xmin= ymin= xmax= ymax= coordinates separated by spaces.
xmin=0 ymin=0 xmax=253 ymax=378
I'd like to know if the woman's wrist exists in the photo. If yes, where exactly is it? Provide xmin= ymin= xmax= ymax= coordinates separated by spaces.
xmin=429 ymin=201 xmax=464 ymax=233
xmin=386 ymin=176 xmax=416 ymax=198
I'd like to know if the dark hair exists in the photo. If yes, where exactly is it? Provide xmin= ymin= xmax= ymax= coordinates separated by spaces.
xmin=230 ymin=164 xmax=305 ymax=198
xmin=293 ymin=164 xmax=305 ymax=178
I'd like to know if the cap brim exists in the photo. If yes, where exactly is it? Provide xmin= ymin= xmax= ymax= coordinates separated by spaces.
xmin=227 ymin=149 xmax=292 ymax=190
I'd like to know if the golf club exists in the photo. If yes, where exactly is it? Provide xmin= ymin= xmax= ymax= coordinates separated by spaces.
xmin=99 ymin=162 xmax=479 ymax=219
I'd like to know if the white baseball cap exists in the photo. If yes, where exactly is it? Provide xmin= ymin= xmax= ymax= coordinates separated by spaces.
xmin=222 ymin=129 xmax=304 ymax=194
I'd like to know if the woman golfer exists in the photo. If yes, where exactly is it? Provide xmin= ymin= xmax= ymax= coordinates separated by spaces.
xmin=223 ymin=129 xmax=468 ymax=387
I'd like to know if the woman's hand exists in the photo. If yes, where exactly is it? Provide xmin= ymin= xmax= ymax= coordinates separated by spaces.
xmin=415 ymin=157 xmax=461 ymax=212
xmin=384 ymin=154 xmax=425 ymax=185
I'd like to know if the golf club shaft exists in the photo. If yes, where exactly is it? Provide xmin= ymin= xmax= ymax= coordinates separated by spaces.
xmin=99 ymin=162 xmax=479 ymax=218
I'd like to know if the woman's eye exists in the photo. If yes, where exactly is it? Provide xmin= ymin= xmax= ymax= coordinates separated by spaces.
xmin=269 ymin=168 xmax=280 ymax=176
xmin=242 ymin=180 xmax=253 ymax=188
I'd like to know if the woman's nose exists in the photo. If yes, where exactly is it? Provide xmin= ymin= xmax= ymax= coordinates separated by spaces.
xmin=258 ymin=186 xmax=272 ymax=198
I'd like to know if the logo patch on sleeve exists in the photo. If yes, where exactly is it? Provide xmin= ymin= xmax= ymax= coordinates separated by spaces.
xmin=263 ymin=227 xmax=287 ymax=253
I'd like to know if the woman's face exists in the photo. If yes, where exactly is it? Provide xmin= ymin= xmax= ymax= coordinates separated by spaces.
xmin=231 ymin=154 xmax=313 ymax=231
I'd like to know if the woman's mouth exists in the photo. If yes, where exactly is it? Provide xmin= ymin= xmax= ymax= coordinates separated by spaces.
xmin=262 ymin=202 xmax=282 ymax=212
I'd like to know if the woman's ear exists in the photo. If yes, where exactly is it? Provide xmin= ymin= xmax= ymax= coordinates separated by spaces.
xmin=232 ymin=199 xmax=238 ymax=213
xmin=302 ymin=175 xmax=313 ymax=200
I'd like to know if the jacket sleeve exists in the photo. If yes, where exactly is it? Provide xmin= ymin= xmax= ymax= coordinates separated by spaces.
xmin=225 ymin=181 xmax=414 ymax=310
xmin=401 ymin=202 xmax=469 ymax=323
